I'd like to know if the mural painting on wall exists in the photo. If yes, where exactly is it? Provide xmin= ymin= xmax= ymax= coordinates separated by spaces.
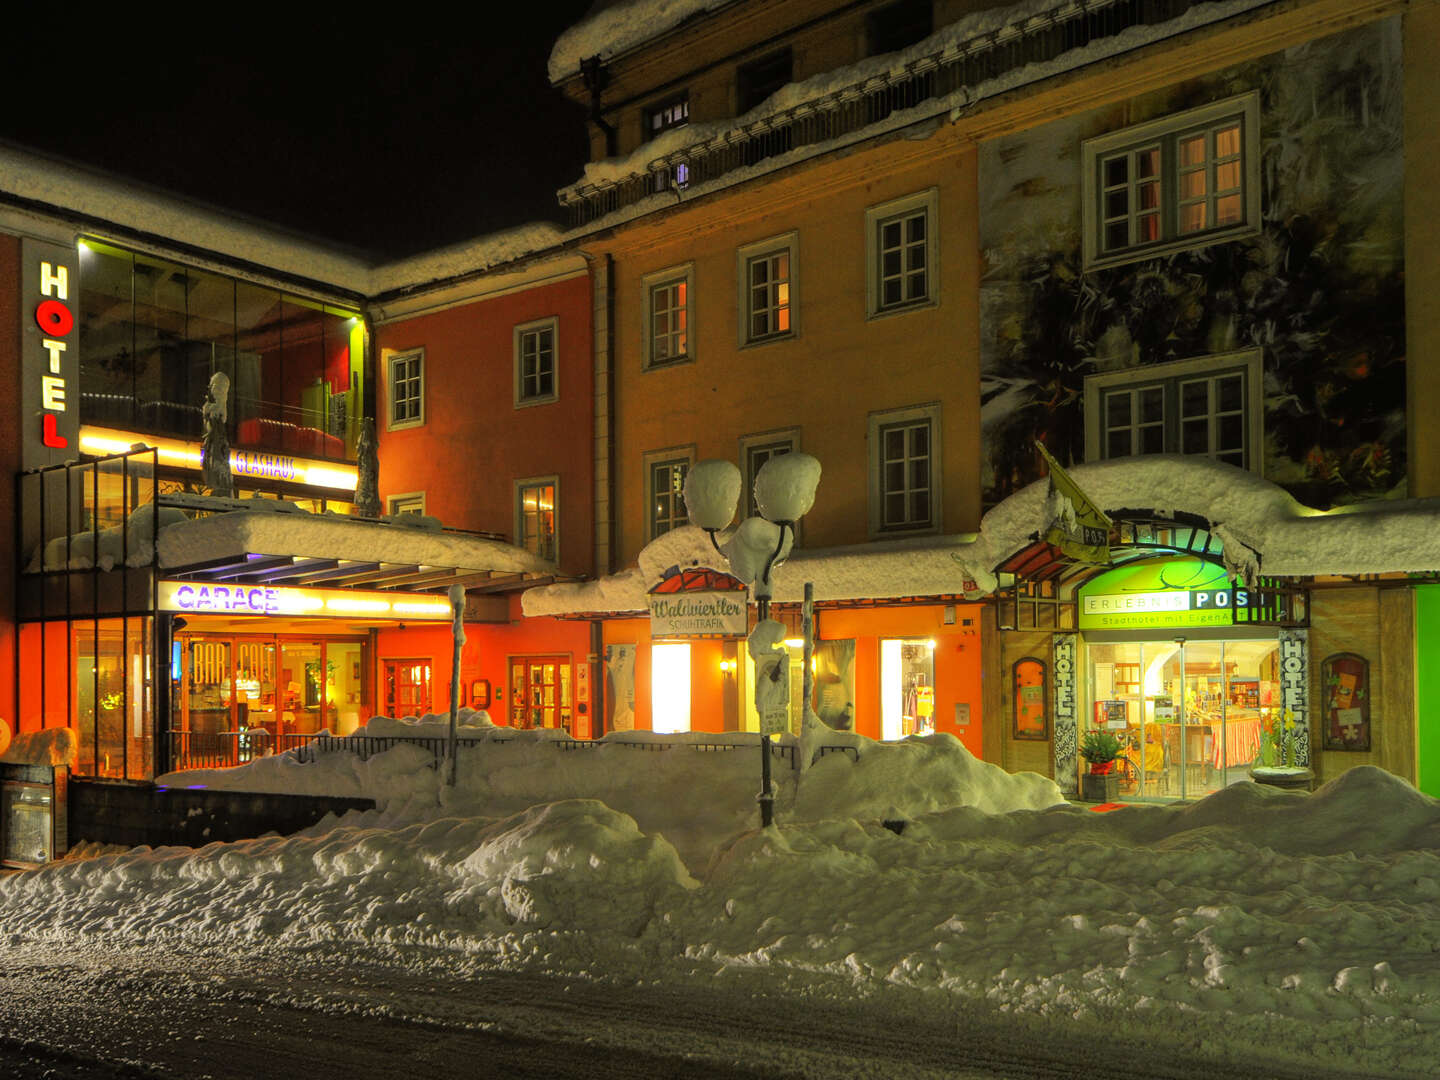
xmin=978 ymin=20 xmax=1405 ymax=510
xmin=812 ymin=639 xmax=856 ymax=730
xmin=605 ymin=644 xmax=636 ymax=732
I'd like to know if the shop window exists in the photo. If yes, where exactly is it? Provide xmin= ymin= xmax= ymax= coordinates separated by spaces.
xmin=866 ymin=189 xmax=937 ymax=316
xmin=1012 ymin=657 xmax=1047 ymax=740
xmin=74 ymin=616 xmax=154 ymax=780
xmin=651 ymin=642 xmax=692 ymax=733
xmin=642 ymin=264 xmax=693 ymax=369
xmin=867 ymin=0 xmax=933 ymax=56
xmin=880 ymin=638 xmax=935 ymax=740
xmin=868 ymin=403 xmax=941 ymax=536
xmin=645 ymin=447 xmax=694 ymax=539
xmin=645 ymin=93 xmax=690 ymax=139
xmin=737 ymin=48 xmax=792 ymax=114
xmin=514 ymin=318 xmax=559 ymax=406
xmin=1083 ymin=350 xmax=1262 ymax=471
xmin=1082 ymin=93 xmax=1259 ymax=269
xmin=387 ymin=349 xmax=424 ymax=430
xmin=1321 ymin=653 xmax=1370 ymax=751
xmin=509 ymin=656 xmax=574 ymax=732
xmin=388 ymin=492 xmax=425 ymax=517
xmin=739 ymin=430 xmax=798 ymax=520
xmin=737 ymin=233 xmax=797 ymax=345
xmin=515 ymin=476 xmax=559 ymax=562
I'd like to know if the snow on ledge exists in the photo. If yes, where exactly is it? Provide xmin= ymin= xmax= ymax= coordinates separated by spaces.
xmin=158 ymin=511 xmax=555 ymax=575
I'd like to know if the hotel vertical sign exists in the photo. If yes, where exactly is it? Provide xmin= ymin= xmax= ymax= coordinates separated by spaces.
xmin=1278 ymin=627 xmax=1310 ymax=766
xmin=21 ymin=240 xmax=81 ymax=470
xmin=1051 ymin=633 xmax=1079 ymax=795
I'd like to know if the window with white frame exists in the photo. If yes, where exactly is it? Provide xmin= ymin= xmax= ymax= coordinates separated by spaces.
xmin=866 ymin=189 xmax=937 ymax=316
xmin=1082 ymin=93 xmax=1259 ymax=269
xmin=739 ymin=430 xmax=797 ymax=519
xmin=515 ymin=477 xmax=558 ymax=562
xmin=642 ymin=264 xmax=693 ymax=368
xmin=387 ymin=349 xmax=424 ymax=430
xmin=645 ymin=93 xmax=689 ymax=140
xmin=644 ymin=448 xmax=693 ymax=540
xmin=868 ymin=404 xmax=941 ymax=536
xmin=388 ymin=492 xmax=425 ymax=517
xmin=737 ymin=233 xmax=797 ymax=345
xmin=1083 ymin=350 xmax=1263 ymax=471
xmin=514 ymin=318 xmax=558 ymax=406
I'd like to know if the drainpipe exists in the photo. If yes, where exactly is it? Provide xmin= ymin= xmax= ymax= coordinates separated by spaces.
xmin=580 ymin=56 xmax=618 ymax=158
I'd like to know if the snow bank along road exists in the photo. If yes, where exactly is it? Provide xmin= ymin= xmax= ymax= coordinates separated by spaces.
xmin=1 ymin=726 xmax=1437 ymax=1077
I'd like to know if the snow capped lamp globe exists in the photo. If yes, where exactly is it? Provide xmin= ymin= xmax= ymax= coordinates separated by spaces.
xmin=683 ymin=459 xmax=742 ymax=541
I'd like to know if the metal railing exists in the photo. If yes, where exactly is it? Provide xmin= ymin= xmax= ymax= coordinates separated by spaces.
xmin=561 ymin=0 xmax=1220 ymax=227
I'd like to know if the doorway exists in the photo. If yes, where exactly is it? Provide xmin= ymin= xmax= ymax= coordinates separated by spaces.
xmin=384 ymin=659 xmax=432 ymax=718
xmin=1086 ymin=637 xmax=1278 ymax=799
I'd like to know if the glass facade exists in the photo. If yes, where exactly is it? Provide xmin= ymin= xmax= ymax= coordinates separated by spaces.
xmin=77 ymin=240 xmax=364 ymax=462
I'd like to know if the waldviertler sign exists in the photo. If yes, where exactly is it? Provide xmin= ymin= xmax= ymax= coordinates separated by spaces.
xmin=647 ymin=568 xmax=748 ymax=638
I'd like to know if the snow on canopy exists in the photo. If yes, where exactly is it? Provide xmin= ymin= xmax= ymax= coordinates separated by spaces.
xmin=158 ymin=510 xmax=555 ymax=575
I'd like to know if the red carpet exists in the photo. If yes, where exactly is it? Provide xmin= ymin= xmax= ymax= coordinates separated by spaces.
xmin=1088 ymin=802 xmax=1126 ymax=813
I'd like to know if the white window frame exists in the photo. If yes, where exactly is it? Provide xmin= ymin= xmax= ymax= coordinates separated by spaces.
xmin=388 ymin=491 xmax=426 ymax=517
xmin=737 ymin=232 xmax=798 ymax=347
xmin=1083 ymin=349 xmax=1264 ymax=472
xmin=385 ymin=349 xmax=425 ymax=431
xmin=738 ymin=428 xmax=800 ymax=521
xmin=643 ymin=445 xmax=696 ymax=541
xmin=641 ymin=263 xmax=695 ymax=370
xmin=867 ymin=403 xmax=942 ymax=538
xmin=514 ymin=475 xmax=560 ymax=564
xmin=1082 ymin=92 xmax=1260 ymax=271
xmin=514 ymin=317 xmax=559 ymax=408
xmin=865 ymin=188 xmax=938 ymax=318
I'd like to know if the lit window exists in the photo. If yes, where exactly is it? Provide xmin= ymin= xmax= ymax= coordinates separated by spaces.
xmin=868 ymin=403 xmax=941 ymax=536
xmin=1082 ymin=93 xmax=1259 ymax=269
xmin=650 ymin=642 xmax=691 ymax=733
xmin=1084 ymin=351 xmax=1262 ymax=471
xmin=880 ymin=638 xmax=936 ymax=740
xmin=738 ymin=233 xmax=797 ymax=345
xmin=387 ymin=350 xmax=424 ymax=430
xmin=514 ymin=318 xmax=558 ymax=406
xmin=646 ymin=93 xmax=690 ymax=139
xmin=515 ymin=477 xmax=558 ymax=562
xmin=642 ymin=264 xmax=693 ymax=368
xmin=866 ymin=189 xmax=937 ymax=316
xmin=645 ymin=450 xmax=693 ymax=540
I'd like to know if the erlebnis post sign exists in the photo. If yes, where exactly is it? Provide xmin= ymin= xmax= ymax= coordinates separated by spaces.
xmin=21 ymin=240 xmax=81 ymax=471
xmin=647 ymin=568 xmax=749 ymax=638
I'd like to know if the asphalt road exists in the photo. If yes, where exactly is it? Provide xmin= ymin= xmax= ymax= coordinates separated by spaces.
xmin=0 ymin=940 xmax=1413 ymax=1080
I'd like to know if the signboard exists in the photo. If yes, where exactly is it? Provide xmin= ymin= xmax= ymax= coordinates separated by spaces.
xmin=1036 ymin=441 xmax=1112 ymax=565
xmin=21 ymin=240 xmax=81 ymax=471
xmin=1077 ymin=557 xmax=1249 ymax=629
xmin=1279 ymin=628 xmax=1310 ymax=766
xmin=80 ymin=426 xmax=359 ymax=493
xmin=158 ymin=580 xmax=452 ymax=620
xmin=1051 ymin=634 xmax=1078 ymax=796
xmin=648 ymin=568 xmax=749 ymax=638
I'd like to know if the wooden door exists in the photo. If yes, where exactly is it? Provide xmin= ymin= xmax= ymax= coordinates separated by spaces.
xmin=509 ymin=656 xmax=571 ymax=731
xmin=384 ymin=659 xmax=432 ymax=718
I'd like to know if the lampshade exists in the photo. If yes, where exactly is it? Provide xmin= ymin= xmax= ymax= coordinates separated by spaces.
xmin=684 ymin=459 xmax=742 ymax=531
xmin=754 ymin=452 xmax=821 ymax=522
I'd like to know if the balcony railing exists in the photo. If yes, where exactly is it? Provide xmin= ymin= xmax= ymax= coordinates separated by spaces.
xmin=82 ymin=392 xmax=352 ymax=462
xmin=560 ymin=0 xmax=1228 ymax=227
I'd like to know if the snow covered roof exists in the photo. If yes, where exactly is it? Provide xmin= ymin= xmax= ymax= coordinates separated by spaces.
xmin=524 ymin=458 xmax=1440 ymax=616
xmin=548 ymin=0 xmax=736 ymax=84
xmin=159 ymin=511 xmax=555 ymax=589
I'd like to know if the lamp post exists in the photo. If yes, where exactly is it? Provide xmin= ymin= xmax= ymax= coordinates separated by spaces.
xmin=684 ymin=453 xmax=821 ymax=827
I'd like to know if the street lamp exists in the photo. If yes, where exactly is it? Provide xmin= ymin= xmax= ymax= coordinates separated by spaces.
xmin=685 ymin=452 xmax=821 ymax=827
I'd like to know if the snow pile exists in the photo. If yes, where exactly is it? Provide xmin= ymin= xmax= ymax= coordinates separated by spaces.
xmin=30 ymin=504 xmax=188 ymax=572
xmin=368 ymin=223 xmax=569 ymax=297
xmin=548 ymin=0 xmax=733 ymax=83
xmin=0 ymin=727 xmax=77 ymax=767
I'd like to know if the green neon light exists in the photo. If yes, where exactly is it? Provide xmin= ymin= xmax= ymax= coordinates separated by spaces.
xmin=1078 ymin=556 xmax=1245 ymax=630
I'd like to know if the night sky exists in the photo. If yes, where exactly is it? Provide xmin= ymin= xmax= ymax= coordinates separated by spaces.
xmin=3 ymin=6 xmax=595 ymax=261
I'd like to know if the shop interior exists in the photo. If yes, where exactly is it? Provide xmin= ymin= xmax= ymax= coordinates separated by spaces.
xmin=1086 ymin=637 xmax=1278 ymax=799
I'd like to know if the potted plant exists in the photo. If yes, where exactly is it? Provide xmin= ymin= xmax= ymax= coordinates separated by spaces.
xmin=1079 ymin=731 xmax=1123 ymax=802
xmin=1250 ymin=709 xmax=1315 ymax=791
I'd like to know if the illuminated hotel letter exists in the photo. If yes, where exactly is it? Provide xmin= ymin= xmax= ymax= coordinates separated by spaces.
xmin=177 ymin=585 xmax=195 ymax=608
xmin=39 ymin=262 xmax=68 ymax=300
xmin=42 ymin=338 xmax=66 ymax=373
xmin=41 ymin=375 xmax=66 ymax=410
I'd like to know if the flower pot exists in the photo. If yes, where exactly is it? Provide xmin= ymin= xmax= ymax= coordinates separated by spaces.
xmin=1249 ymin=766 xmax=1315 ymax=792
xmin=1081 ymin=771 xmax=1119 ymax=802
xmin=1089 ymin=760 xmax=1115 ymax=776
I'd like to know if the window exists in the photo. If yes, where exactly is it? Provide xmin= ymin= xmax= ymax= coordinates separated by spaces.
xmin=737 ymin=233 xmax=797 ymax=345
xmin=866 ymin=189 xmax=937 ymax=316
xmin=644 ymin=447 xmax=694 ymax=540
xmin=868 ymin=403 xmax=941 ymax=536
xmin=514 ymin=318 xmax=558 ymax=406
xmin=1082 ymin=93 xmax=1259 ymax=269
xmin=515 ymin=477 xmax=558 ymax=562
xmin=739 ymin=429 xmax=798 ymax=519
xmin=388 ymin=492 xmax=425 ymax=517
xmin=737 ymin=48 xmax=792 ymax=114
xmin=645 ymin=93 xmax=690 ymax=139
xmin=650 ymin=642 xmax=692 ymax=733
xmin=1083 ymin=350 xmax=1263 ymax=471
xmin=867 ymin=0 xmax=933 ymax=57
xmin=387 ymin=349 xmax=424 ymax=430
xmin=641 ymin=264 xmax=693 ymax=368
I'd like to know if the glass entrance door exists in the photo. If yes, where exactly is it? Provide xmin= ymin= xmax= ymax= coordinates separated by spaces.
xmin=1087 ymin=637 xmax=1279 ymax=799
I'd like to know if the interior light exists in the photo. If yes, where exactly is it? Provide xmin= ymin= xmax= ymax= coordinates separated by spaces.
xmin=784 ymin=638 xmax=805 ymax=648
xmin=927 ymin=639 xmax=937 ymax=650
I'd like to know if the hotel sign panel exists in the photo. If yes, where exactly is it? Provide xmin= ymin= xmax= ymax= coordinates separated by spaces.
xmin=21 ymin=240 xmax=81 ymax=471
